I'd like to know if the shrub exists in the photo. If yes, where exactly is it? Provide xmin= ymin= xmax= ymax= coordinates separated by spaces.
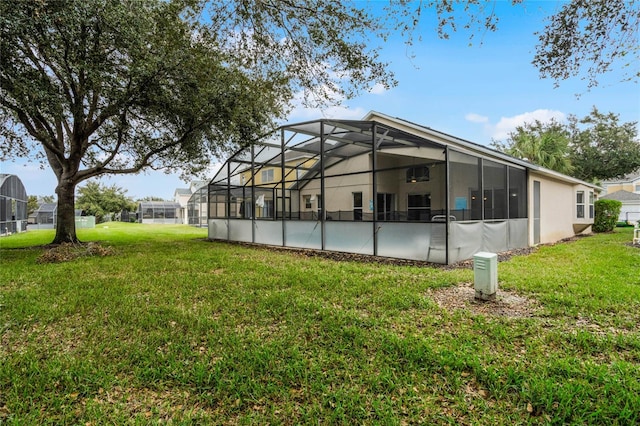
xmin=593 ymin=199 xmax=622 ymax=232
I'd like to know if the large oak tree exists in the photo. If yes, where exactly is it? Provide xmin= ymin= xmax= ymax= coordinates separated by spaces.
xmin=0 ymin=0 xmax=393 ymax=243
xmin=567 ymin=108 xmax=640 ymax=182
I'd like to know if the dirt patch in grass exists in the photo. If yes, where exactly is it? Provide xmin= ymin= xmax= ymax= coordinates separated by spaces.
xmin=36 ymin=242 xmax=115 ymax=263
xmin=428 ymin=283 xmax=540 ymax=318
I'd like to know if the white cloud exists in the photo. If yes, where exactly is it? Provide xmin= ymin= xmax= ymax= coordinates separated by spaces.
xmin=285 ymin=88 xmax=367 ymax=122
xmin=368 ymin=83 xmax=387 ymax=95
xmin=287 ymin=103 xmax=367 ymax=121
xmin=465 ymin=113 xmax=489 ymax=124
xmin=284 ymin=75 xmax=388 ymax=123
xmin=492 ymin=109 xmax=566 ymax=140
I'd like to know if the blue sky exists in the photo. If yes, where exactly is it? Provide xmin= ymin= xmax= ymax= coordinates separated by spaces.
xmin=2 ymin=1 xmax=639 ymax=200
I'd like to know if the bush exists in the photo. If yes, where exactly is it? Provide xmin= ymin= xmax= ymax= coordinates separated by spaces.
xmin=593 ymin=199 xmax=622 ymax=232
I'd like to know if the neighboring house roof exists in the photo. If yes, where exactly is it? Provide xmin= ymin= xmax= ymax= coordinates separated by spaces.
xmin=364 ymin=111 xmax=601 ymax=191
xmin=34 ymin=203 xmax=82 ymax=216
xmin=174 ymin=188 xmax=192 ymax=196
xmin=602 ymin=169 xmax=640 ymax=184
xmin=36 ymin=203 xmax=57 ymax=213
xmin=600 ymin=190 xmax=640 ymax=202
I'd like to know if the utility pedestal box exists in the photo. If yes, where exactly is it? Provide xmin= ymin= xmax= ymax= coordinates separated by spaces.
xmin=474 ymin=252 xmax=498 ymax=301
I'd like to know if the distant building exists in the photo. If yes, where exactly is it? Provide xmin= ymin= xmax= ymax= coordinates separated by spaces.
xmin=187 ymin=184 xmax=208 ymax=227
xmin=30 ymin=203 xmax=94 ymax=230
xmin=600 ymin=190 xmax=640 ymax=224
xmin=174 ymin=188 xmax=192 ymax=224
xmin=0 ymin=174 xmax=28 ymax=235
xmin=137 ymin=201 xmax=181 ymax=224
xmin=602 ymin=170 xmax=640 ymax=196
xmin=174 ymin=181 xmax=208 ymax=227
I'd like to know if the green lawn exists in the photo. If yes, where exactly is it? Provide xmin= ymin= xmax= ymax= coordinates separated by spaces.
xmin=1 ymin=223 xmax=639 ymax=424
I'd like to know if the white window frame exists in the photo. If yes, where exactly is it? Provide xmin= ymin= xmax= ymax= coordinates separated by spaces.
xmin=407 ymin=193 xmax=431 ymax=221
xmin=576 ymin=191 xmax=585 ymax=219
xmin=261 ymin=169 xmax=274 ymax=183
xmin=353 ymin=192 xmax=363 ymax=221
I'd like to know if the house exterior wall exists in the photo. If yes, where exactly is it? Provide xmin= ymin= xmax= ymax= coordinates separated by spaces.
xmin=620 ymin=202 xmax=640 ymax=223
xmin=529 ymin=172 xmax=593 ymax=244
xmin=296 ymin=153 xmax=448 ymax=220
xmin=602 ymin=167 xmax=640 ymax=197
xmin=242 ymin=158 xmax=318 ymax=187
xmin=174 ymin=192 xmax=191 ymax=224
xmin=299 ymin=155 xmax=372 ymax=217
xmin=606 ymin=182 xmax=636 ymax=193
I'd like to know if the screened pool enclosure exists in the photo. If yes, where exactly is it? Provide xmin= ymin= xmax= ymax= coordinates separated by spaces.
xmin=137 ymin=201 xmax=181 ymax=224
xmin=0 ymin=174 xmax=28 ymax=235
xmin=208 ymin=117 xmax=529 ymax=264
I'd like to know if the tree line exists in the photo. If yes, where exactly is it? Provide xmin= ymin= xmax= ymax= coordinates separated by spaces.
xmin=492 ymin=107 xmax=640 ymax=183
xmin=28 ymin=183 xmax=165 ymax=224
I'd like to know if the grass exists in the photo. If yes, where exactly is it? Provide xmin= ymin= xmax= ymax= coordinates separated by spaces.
xmin=1 ymin=223 xmax=639 ymax=424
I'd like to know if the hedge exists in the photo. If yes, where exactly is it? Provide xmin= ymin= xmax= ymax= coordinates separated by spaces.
xmin=593 ymin=199 xmax=622 ymax=232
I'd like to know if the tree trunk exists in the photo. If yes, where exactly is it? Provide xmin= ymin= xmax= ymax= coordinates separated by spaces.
xmin=53 ymin=179 xmax=80 ymax=244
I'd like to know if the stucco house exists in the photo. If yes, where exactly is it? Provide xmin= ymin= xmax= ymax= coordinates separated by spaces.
xmin=174 ymin=188 xmax=193 ymax=224
xmin=601 ymin=170 xmax=640 ymax=224
xmin=174 ymin=181 xmax=208 ymax=226
xmin=602 ymin=170 xmax=640 ymax=195
xmin=206 ymin=112 xmax=599 ymax=264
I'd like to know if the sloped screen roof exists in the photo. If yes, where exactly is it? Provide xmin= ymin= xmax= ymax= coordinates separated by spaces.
xmin=209 ymin=119 xmax=446 ymax=188
xmin=138 ymin=201 xmax=181 ymax=209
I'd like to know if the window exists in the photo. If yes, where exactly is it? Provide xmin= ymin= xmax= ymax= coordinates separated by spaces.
xmin=635 ymin=184 xmax=640 ymax=193
xmin=406 ymin=166 xmax=429 ymax=183
xmin=377 ymin=193 xmax=394 ymax=220
xmin=589 ymin=191 xmax=594 ymax=219
xmin=449 ymin=151 xmax=481 ymax=220
xmin=508 ymin=167 xmax=527 ymax=219
xmin=304 ymin=195 xmax=312 ymax=209
xmin=576 ymin=191 xmax=585 ymax=218
xmin=353 ymin=192 xmax=363 ymax=221
xmin=261 ymin=169 xmax=274 ymax=183
xmin=483 ymin=160 xmax=507 ymax=219
xmin=408 ymin=193 xmax=430 ymax=221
